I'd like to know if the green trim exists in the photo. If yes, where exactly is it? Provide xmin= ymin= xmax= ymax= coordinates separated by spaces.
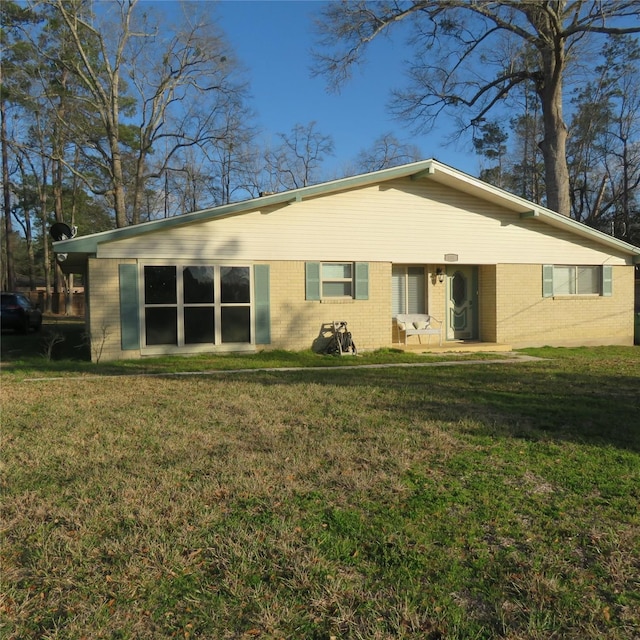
xmin=119 ymin=264 xmax=140 ymax=350
xmin=602 ymin=265 xmax=613 ymax=297
xmin=253 ymin=264 xmax=271 ymax=344
xmin=542 ymin=265 xmax=554 ymax=298
xmin=305 ymin=262 xmax=321 ymax=301
xmin=354 ymin=262 xmax=369 ymax=300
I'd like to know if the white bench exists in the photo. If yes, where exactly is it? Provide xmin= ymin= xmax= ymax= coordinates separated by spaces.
xmin=396 ymin=313 xmax=443 ymax=346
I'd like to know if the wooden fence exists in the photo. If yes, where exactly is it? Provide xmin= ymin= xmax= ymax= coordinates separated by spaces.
xmin=25 ymin=291 xmax=86 ymax=317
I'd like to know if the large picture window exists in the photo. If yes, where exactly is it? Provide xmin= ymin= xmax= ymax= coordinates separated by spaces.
xmin=143 ymin=264 xmax=252 ymax=348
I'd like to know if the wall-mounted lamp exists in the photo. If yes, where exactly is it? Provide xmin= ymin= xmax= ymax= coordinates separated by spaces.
xmin=435 ymin=267 xmax=445 ymax=283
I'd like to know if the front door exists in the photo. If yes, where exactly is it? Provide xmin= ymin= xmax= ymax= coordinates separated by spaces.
xmin=446 ymin=266 xmax=478 ymax=340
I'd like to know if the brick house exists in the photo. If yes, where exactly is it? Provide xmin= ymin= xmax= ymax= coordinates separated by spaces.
xmin=54 ymin=160 xmax=640 ymax=361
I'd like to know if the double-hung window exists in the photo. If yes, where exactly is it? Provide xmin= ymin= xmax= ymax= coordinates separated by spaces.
xmin=305 ymin=262 xmax=369 ymax=300
xmin=543 ymin=265 xmax=612 ymax=297
xmin=321 ymin=263 xmax=353 ymax=298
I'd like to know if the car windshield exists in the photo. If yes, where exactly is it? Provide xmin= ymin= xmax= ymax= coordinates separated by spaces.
xmin=2 ymin=294 xmax=31 ymax=308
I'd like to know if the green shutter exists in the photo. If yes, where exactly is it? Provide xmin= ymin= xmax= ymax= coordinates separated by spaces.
xmin=119 ymin=264 xmax=140 ymax=350
xmin=602 ymin=265 xmax=613 ymax=297
xmin=305 ymin=262 xmax=321 ymax=300
xmin=355 ymin=262 xmax=369 ymax=300
xmin=254 ymin=264 xmax=271 ymax=344
xmin=542 ymin=265 xmax=554 ymax=298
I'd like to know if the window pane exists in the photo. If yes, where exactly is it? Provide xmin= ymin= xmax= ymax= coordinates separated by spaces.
xmin=145 ymin=307 xmax=177 ymax=345
xmin=221 ymin=306 xmax=251 ymax=343
xmin=322 ymin=281 xmax=352 ymax=297
xmin=144 ymin=266 xmax=176 ymax=304
xmin=184 ymin=307 xmax=214 ymax=344
xmin=577 ymin=266 xmax=599 ymax=294
xmin=221 ymin=267 xmax=250 ymax=303
xmin=184 ymin=266 xmax=214 ymax=303
xmin=553 ymin=266 xmax=575 ymax=295
xmin=407 ymin=267 xmax=425 ymax=314
xmin=322 ymin=263 xmax=352 ymax=279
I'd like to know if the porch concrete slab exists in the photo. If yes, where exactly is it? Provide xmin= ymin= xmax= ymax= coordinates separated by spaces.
xmin=394 ymin=341 xmax=513 ymax=354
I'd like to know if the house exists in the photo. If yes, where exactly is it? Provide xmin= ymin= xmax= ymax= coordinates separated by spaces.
xmin=54 ymin=159 xmax=640 ymax=361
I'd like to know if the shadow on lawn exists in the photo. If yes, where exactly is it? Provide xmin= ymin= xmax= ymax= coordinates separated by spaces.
xmin=243 ymin=364 xmax=640 ymax=452
xmin=1 ymin=318 xmax=89 ymax=362
xmin=2 ymin=322 xmax=638 ymax=452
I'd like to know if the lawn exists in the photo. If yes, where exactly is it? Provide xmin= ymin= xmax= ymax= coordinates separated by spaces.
xmin=1 ymin=327 xmax=638 ymax=639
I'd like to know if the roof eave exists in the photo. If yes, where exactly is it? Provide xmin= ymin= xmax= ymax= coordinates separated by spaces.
xmin=422 ymin=162 xmax=640 ymax=259
xmin=53 ymin=158 xmax=640 ymax=261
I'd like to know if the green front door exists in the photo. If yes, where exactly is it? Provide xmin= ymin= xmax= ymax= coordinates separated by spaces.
xmin=446 ymin=265 xmax=478 ymax=340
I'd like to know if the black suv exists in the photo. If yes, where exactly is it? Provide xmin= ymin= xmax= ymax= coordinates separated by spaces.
xmin=1 ymin=292 xmax=43 ymax=333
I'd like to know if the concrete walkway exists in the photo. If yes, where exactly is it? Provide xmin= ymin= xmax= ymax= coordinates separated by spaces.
xmin=25 ymin=352 xmax=544 ymax=382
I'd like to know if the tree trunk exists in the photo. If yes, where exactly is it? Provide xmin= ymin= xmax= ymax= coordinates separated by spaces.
xmin=39 ymin=171 xmax=52 ymax=313
xmin=131 ymin=151 xmax=147 ymax=226
xmin=19 ymin=173 xmax=36 ymax=290
xmin=1 ymin=94 xmax=15 ymax=291
xmin=111 ymin=144 xmax=127 ymax=228
xmin=536 ymin=42 xmax=571 ymax=216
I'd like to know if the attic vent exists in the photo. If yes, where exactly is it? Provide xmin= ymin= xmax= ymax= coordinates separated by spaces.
xmin=444 ymin=254 xmax=458 ymax=262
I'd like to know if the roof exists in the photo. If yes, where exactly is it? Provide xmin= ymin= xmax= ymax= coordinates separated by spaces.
xmin=54 ymin=158 xmax=640 ymax=271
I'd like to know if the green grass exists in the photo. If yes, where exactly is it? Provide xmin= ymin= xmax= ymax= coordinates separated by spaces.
xmin=0 ymin=317 xmax=506 ymax=380
xmin=1 ymin=325 xmax=639 ymax=639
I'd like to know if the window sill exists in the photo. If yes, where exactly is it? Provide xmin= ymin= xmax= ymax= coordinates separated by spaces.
xmin=320 ymin=297 xmax=354 ymax=304
xmin=552 ymin=295 xmax=602 ymax=300
xmin=141 ymin=343 xmax=256 ymax=356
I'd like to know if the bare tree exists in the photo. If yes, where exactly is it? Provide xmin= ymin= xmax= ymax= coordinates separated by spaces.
xmin=354 ymin=132 xmax=422 ymax=173
xmin=264 ymin=121 xmax=334 ymax=191
xmin=313 ymin=1 xmax=640 ymax=216
xmin=124 ymin=4 xmax=247 ymax=223
xmin=567 ymin=34 xmax=640 ymax=240
xmin=35 ymin=0 xmax=247 ymax=227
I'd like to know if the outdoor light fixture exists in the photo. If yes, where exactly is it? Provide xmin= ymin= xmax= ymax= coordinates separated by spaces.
xmin=435 ymin=268 xmax=444 ymax=283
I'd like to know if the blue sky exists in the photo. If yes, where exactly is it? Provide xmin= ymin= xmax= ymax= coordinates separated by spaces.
xmin=149 ymin=0 xmax=478 ymax=177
